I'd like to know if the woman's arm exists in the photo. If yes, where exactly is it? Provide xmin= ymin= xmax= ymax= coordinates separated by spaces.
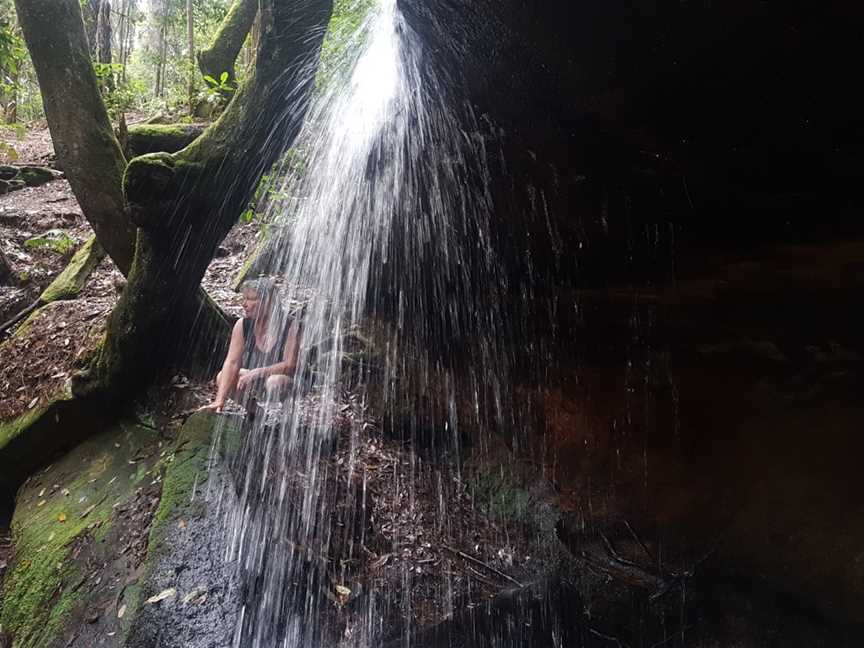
xmin=203 ymin=319 xmax=245 ymax=411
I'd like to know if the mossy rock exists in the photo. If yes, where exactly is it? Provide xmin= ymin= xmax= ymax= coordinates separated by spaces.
xmin=124 ymin=412 xmax=243 ymax=648
xmin=17 ymin=166 xmax=62 ymax=188
xmin=0 ymin=164 xmax=18 ymax=181
xmin=0 ymin=393 xmax=82 ymax=497
xmin=0 ymin=178 xmax=25 ymax=195
xmin=39 ymin=236 xmax=105 ymax=303
xmin=0 ymin=418 xmax=163 ymax=648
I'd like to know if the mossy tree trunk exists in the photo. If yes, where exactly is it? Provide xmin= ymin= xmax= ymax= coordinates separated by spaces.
xmin=93 ymin=0 xmax=334 ymax=396
xmin=14 ymin=0 xmax=136 ymax=275
xmin=197 ymin=0 xmax=259 ymax=89
xmin=14 ymin=0 xmax=332 ymax=402
xmin=126 ymin=123 xmax=206 ymax=157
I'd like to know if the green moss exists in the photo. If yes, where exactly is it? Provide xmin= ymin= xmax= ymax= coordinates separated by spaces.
xmin=471 ymin=463 xmax=561 ymax=538
xmin=17 ymin=166 xmax=60 ymax=188
xmin=0 ymin=395 xmax=75 ymax=496
xmin=39 ymin=236 xmax=105 ymax=303
xmin=126 ymin=124 xmax=205 ymax=157
xmin=146 ymin=412 xmax=216 ymax=549
xmin=10 ymin=305 xmax=44 ymax=339
xmin=110 ymin=413 xmax=222 ymax=641
xmin=0 ymin=406 xmax=49 ymax=454
xmin=0 ymin=420 xmax=161 ymax=648
xmin=198 ymin=0 xmax=258 ymax=87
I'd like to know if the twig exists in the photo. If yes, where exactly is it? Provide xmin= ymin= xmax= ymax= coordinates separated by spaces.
xmin=465 ymin=564 xmax=498 ymax=587
xmin=0 ymin=299 xmax=40 ymax=337
xmin=598 ymin=529 xmax=646 ymax=571
xmin=623 ymin=519 xmax=656 ymax=564
xmin=441 ymin=544 xmax=523 ymax=588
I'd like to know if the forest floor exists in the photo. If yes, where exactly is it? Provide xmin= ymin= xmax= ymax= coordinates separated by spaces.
xmin=0 ymin=123 xmax=557 ymax=643
xmin=0 ymin=123 xmax=259 ymax=422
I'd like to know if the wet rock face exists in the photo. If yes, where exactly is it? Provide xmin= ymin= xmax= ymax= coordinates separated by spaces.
xmin=397 ymin=0 xmax=864 ymax=283
xmin=124 ymin=414 xmax=241 ymax=648
xmin=535 ymin=241 xmax=864 ymax=631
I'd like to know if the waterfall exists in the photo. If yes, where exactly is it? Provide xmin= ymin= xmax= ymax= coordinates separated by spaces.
xmin=219 ymin=1 xmax=531 ymax=645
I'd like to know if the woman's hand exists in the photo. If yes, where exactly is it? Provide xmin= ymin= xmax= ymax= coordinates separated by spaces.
xmin=236 ymin=368 xmax=261 ymax=391
xmin=198 ymin=400 xmax=225 ymax=413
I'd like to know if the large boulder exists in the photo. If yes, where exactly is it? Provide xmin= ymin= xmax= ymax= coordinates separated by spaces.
xmin=0 ymin=412 xmax=241 ymax=648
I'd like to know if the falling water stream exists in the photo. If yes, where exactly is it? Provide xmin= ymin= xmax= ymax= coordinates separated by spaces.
xmin=218 ymin=1 xmax=534 ymax=645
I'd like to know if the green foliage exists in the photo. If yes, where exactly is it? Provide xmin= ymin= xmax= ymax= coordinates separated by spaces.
xmin=24 ymin=230 xmax=76 ymax=257
xmin=202 ymin=70 xmax=230 ymax=90
xmin=317 ymin=0 xmax=379 ymax=89
xmin=239 ymin=147 xmax=307 ymax=226
xmin=199 ymin=69 xmax=233 ymax=114
xmin=94 ymin=63 xmax=147 ymax=119
xmin=128 ymin=0 xmax=233 ymax=113
xmin=0 ymin=16 xmax=25 ymax=92
xmin=0 ymin=139 xmax=17 ymax=161
xmin=1 ymin=121 xmax=24 ymax=139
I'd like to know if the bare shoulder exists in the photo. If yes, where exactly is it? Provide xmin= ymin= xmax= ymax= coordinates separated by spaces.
xmin=232 ymin=318 xmax=245 ymax=338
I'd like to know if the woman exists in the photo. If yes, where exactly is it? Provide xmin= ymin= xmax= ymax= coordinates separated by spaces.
xmin=202 ymin=278 xmax=301 ymax=413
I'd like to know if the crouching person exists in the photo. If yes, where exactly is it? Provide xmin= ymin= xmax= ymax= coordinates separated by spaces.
xmin=201 ymin=278 xmax=301 ymax=415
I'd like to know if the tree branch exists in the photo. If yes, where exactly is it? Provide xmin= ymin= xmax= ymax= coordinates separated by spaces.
xmin=197 ymin=0 xmax=259 ymax=89
xmin=14 ymin=0 xmax=136 ymax=275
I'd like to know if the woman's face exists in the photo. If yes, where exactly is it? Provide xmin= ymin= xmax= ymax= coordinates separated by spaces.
xmin=242 ymin=289 xmax=262 ymax=319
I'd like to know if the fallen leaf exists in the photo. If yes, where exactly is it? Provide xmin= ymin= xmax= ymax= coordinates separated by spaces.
xmin=145 ymin=588 xmax=176 ymax=604
xmin=182 ymin=588 xmax=205 ymax=604
xmin=27 ymin=397 xmax=38 ymax=409
xmin=57 ymin=513 xmax=67 ymax=523
xmin=177 ymin=519 xmax=187 ymax=530
xmin=117 ymin=604 xmax=126 ymax=619
xmin=36 ymin=500 xmax=46 ymax=508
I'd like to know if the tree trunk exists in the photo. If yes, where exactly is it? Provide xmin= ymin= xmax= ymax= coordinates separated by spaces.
xmin=197 ymin=0 xmax=258 ymax=89
xmin=94 ymin=0 xmax=334 ymax=396
xmin=125 ymin=123 xmax=205 ymax=157
xmin=155 ymin=15 xmax=167 ymax=98
xmin=121 ymin=0 xmax=135 ymax=82
xmin=14 ymin=0 xmax=136 ymax=275
xmin=187 ymin=0 xmax=195 ymax=113
xmin=82 ymin=0 xmax=100 ymax=56
xmin=118 ymin=0 xmax=127 ymax=80
xmin=96 ymin=0 xmax=114 ymax=90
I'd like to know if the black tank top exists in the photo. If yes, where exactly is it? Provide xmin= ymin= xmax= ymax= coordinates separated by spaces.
xmin=241 ymin=317 xmax=293 ymax=370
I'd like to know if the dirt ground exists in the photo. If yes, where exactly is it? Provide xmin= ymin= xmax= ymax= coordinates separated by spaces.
xmin=0 ymin=120 xmax=54 ymax=167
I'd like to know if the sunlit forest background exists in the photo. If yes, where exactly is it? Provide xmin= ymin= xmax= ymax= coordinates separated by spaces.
xmin=1 ymin=0 xmax=239 ymax=128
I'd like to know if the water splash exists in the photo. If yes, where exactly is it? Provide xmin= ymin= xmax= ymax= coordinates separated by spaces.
xmin=220 ymin=1 xmax=533 ymax=645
